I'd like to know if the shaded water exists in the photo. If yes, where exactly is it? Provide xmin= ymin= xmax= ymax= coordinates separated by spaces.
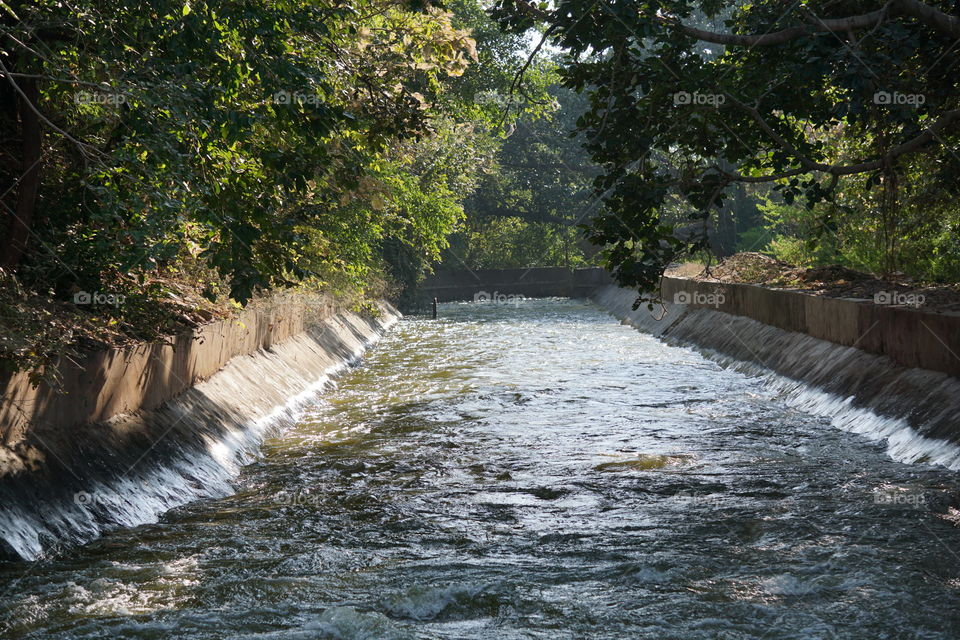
xmin=3 ymin=298 xmax=960 ymax=638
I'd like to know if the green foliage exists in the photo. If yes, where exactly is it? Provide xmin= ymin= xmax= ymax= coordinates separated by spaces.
xmin=446 ymin=82 xmax=603 ymax=269
xmin=449 ymin=216 xmax=595 ymax=269
xmin=735 ymin=226 xmax=770 ymax=255
xmin=0 ymin=0 xmax=520 ymax=375
xmin=491 ymin=0 xmax=960 ymax=293
xmin=753 ymin=199 xmax=840 ymax=268
xmin=1 ymin=0 xmax=484 ymax=297
xmin=744 ymin=157 xmax=960 ymax=282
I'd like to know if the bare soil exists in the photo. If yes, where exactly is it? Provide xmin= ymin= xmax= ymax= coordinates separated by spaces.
xmin=666 ymin=252 xmax=960 ymax=313
xmin=0 ymin=270 xmax=234 ymax=384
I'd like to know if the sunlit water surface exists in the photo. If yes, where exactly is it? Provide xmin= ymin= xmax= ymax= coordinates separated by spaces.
xmin=3 ymin=298 xmax=960 ymax=639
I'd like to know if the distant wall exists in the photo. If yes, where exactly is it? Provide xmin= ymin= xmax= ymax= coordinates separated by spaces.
xmin=416 ymin=266 xmax=614 ymax=304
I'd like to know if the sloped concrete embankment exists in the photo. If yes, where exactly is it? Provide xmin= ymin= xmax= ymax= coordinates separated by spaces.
xmin=593 ymin=281 xmax=960 ymax=469
xmin=0 ymin=299 xmax=399 ymax=560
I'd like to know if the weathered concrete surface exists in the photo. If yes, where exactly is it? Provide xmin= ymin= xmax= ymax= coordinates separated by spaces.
xmin=416 ymin=266 xmax=614 ymax=304
xmin=590 ymin=285 xmax=687 ymax=337
xmin=0 ymin=298 xmax=399 ymax=559
xmin=0 ymin=297 xmax=339 ymax=455
xmin=656 ymin=277 xmax=960 ymax=377
xmin=593 ymin=283 xmax=960 ymax=457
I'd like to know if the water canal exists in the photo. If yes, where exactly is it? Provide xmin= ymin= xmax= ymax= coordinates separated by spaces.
xmin=3 ymin=298 xmax=959 ymax=639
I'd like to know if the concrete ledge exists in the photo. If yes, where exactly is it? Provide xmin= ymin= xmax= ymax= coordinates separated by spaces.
xmin=0 ymin=297 xmax=343 ymax=451
xmin=0 ymin=298 xmax=399 ymax=560
xmin=593 ymin=283 xmax=960 ymax=461
xmin=659 ymin=277 xmax=960 ymax=377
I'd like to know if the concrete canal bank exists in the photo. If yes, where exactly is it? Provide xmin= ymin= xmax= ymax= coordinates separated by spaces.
xmin=0 ymin=297 xmax=399 ymax=559
xmin=4 ymin=264 xmax=960 ymax=560
xmin=592 ymin=280 xmax=960 ymax=468
xmin=421 ymin=265 xmax=960 ymax=462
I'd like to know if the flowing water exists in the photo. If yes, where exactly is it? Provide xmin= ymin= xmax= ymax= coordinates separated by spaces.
xmin=3 ymin=298 xmax=960 ymax=639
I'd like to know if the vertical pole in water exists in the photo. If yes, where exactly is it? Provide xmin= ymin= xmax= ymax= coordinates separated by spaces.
xmin=432 ymin=297 xmax=438 ymax=319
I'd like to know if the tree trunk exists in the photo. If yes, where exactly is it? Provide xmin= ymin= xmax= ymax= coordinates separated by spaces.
xmin=1 ymin=77 xmax=41 ymax=270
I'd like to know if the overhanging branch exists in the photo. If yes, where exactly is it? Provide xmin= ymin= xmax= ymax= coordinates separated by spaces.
xmin=660 ymin=7 xmax=890 ymax=46
xmin=511 ymin=0 xmax=960 ymax=41
xmin=724 ymin=92 xmax=960 ymax=178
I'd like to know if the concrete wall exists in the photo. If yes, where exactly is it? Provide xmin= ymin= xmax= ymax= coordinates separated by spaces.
xmin=0 ymin=298 xmax=400 ymax=559
xmin=0 ymin=297 xmax=337 ymax=456
xmin=593 ymin=282 xmax=960 ymax=460
xmin=416 ymin=266 xmax=614 ymax=303
xmin=656 ymin=277 xmax=960 ymax=378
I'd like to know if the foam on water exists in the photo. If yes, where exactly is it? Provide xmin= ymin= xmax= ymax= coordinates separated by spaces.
xmin=4 ymin=299 xmax=960 ymax=639
xmin=596 ymin=286 xmax=960 ymax=473
xmin=301 ymin=607 xmax=409 ymax=640
xmin=380 ymin=583 xmax=505 ymax=622
xmin=700 ymin=348 xmax=960 ymax=470
xmin=774 ymin=378 xmax=960 ymax=470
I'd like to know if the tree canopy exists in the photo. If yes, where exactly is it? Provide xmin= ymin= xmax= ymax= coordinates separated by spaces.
xmin=4 ymin=0 xmax=960 ymax=375
xmin=492 ymin=0 xmax=960 ymax=294
xmin=0 ymin=0 xmax=487 ymax=302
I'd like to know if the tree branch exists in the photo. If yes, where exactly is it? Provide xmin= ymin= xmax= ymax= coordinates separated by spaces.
xmin=0 ymin=71 xmax=120 ymax=91
xmin=511 ymin=0 xmax=960 ymax=41
xmin=661 ymin=0 xmax=960 ymax=44
xmin=0 ymin=58 xmax=103 ymax=159
xmin=894 ymin=0 xmax=960 ymax=38
xmin=724 ymin=91 xmax=960 ymax=178
xmin=700 ymin=107 xmax=960 ymax=186
xmin=658 ymin=6 xmax=891 ymax=46
xmin=502 ymin=23 xmax=556 ymax=125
